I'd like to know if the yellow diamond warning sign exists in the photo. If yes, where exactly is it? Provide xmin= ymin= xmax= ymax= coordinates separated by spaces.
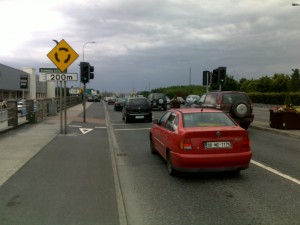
xmin=47 ymin=39 xmax=79 ymax=72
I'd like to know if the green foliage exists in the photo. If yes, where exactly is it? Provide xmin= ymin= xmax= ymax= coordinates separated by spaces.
xmin=284 ymin=92 xmax=293 ymax=106
xmin=151 ymin=85 xmax=206 ymax=99
xmin=289 ymin=69 xmax=300 ymax=92
xmin=248 ymin=92 xmax=300 ymax=105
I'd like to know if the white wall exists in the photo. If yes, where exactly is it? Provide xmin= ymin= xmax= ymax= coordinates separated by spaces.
xmin=22 ymin=67 xmax=36 ymax=100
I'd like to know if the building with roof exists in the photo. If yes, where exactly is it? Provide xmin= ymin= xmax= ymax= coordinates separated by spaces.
xmin=0 ymin=64 xmax=55 ymax=100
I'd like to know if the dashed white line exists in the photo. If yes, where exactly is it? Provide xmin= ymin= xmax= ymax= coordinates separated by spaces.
xmin=251 ymin=160 xmax=300 ymax=185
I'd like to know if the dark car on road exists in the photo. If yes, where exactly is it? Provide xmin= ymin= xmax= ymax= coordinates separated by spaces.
xmin=122 ymin=97 xmax=152 ymax=123
xmin=196 ymin=91 xmax=254 ymax=129
xmin=148 ymin=93 xmax=167 ymax=111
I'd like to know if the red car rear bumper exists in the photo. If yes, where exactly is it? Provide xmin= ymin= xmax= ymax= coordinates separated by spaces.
xmin=171 ymin=151 xmax=252 ymax=172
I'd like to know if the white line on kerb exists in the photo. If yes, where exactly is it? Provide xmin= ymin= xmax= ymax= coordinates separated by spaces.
xmin=251 ymin=160 xmax=300 ymax=185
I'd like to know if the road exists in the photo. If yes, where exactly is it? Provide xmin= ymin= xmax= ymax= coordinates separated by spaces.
xmin=106 ymin=103 xmax=300 ymax=225
xmin=0 ymin=102 xmax=299 ymax=225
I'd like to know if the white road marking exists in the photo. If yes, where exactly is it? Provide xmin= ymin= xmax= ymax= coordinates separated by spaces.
xmin=79 ymin=128 xmax=93 ymax=134
xmin=251 ymin=160 xmax=300 ymax=185
xmin=69 ymin=125 xmax=82 ymax=128
xmin=114 ymin=128 xmax=151 ymax=131
xmin=95 ymin=126 xmax=107 ymax=129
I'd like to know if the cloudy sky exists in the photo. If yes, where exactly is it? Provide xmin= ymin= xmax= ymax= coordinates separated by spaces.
xmin=1 ymin=0 xmax=300 ymax=93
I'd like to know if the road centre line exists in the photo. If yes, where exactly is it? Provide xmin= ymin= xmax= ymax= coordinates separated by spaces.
xmin=251 ymin=160 xmax=300 ymax=185
xmin=114 ymin=128 xmax=151 ymax=131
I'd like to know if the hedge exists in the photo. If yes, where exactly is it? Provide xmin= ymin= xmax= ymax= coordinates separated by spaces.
xmin=248 ymin=92 xmax=300 ymax=105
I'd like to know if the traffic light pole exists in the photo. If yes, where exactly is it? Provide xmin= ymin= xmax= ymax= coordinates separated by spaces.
xmin=206 ymin=72 xmax=210 ymax=93
xmin=83 ymin=83 xmax=86 ymax=123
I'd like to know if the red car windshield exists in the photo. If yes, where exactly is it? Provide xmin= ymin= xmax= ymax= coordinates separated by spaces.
xmin=183 ymin=112 xmax=236 ymax=127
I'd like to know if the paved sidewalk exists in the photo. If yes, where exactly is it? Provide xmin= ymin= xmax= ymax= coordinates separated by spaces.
xmin=0 ymin=103 xmax=90 ymax=187
xmin=250 ymin=120 xmax=300 ymax=138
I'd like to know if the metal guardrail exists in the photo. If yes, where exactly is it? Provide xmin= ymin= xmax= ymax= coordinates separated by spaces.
xmin=0 ymin=109 xmax=8 ymax=122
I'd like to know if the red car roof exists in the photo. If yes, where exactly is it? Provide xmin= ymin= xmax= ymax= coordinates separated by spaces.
xmin=169 ymin=108 xmax=222 ymax=113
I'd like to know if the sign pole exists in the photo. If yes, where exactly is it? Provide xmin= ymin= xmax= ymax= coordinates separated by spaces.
xmin=60 ymin=81 xmax=63 ymax=134
xmin=64 ymin=81 xmax=67 ymax=134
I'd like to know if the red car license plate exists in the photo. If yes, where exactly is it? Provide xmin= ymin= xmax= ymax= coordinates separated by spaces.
xmin=205 ymin=141 xmax=231 ymax=149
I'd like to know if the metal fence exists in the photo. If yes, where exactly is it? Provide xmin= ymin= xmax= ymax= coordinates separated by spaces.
xmin=0 ymin=96 xmax=82 ymax=132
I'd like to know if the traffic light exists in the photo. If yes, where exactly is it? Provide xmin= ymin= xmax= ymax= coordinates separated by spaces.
xmin=218 ymin=67 xmax=227 ymax=84
xmin=211 ymin=68 xmax=218 ymax=84
xmin=89 ymin=65 xmax=94 ymax=80
xmin=80 ymin=62 xmax=90 ymax=84
xmin=202 ymin=71 xmax=210 ymax=85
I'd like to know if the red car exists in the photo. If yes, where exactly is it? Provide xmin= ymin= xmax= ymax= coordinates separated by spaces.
xmin=149 ymin=108 xmax=252 ymax=176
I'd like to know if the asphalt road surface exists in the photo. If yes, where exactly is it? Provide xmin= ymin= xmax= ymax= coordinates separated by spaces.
xmin=107 ymin=103 xmax=300 ymax=225
xmin=0 ymin=102 xmax=299 ymax=225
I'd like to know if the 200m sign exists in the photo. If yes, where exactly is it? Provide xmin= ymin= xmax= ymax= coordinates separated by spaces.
xmin=46 ymin=73 xmax=78 ymax=81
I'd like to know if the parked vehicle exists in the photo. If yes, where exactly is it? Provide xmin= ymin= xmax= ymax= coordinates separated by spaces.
xmin=17 ymin=100 xmax=26 ymax=113
xmin=149 ymin=108 xmax=252 ymax=176
xmin=114 ymin=98 xmax=126 ymax=111
xmin=148 ymin=93 xmax=167 ymax=111
xmin=122 ymin=97 xmax=152 ymax=123
xmin=196 ymin=91 xmax=254 ymax=129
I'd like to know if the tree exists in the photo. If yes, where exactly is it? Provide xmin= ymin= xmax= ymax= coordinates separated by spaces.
xmin=257 ymin=76 xmax=273 ymax=92
xmin=239 ymin=79 xmax=258 ymax=92
xmin=289 ymin=69 xmax=300 ymax=92
xmin=221 ymin=75 xmax=239 ymax=91
xmin=272 ymin=73 xmax=290 ymax=92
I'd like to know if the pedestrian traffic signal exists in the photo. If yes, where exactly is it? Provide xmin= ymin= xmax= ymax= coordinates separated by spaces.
xmin=218 ymin=67 xmax=226 ymax=84
xmin=211 ymin=69 xmax=218 ymax=84
xmin=89 ymin=65 xmax=94 ymax=80
xmin=80 ymin=62 xmax=90 ymax=84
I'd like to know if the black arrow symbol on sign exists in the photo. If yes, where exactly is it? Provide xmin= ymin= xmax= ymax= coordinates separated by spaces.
xmin=59 ymin=47 xmax=69 ymax=52
xmin=64 ymin=54 xmax=71 ymax=63
xmin=55 ymin=52 xmax=60 ymax=62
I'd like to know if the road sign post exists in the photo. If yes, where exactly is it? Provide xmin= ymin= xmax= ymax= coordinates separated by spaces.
xmin=47 ymin=39 xmax=79 ymax=134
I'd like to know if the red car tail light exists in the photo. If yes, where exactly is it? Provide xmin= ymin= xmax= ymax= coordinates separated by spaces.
xmin=216 ymin=99 xmax=221 ymax=109
xmin=179 ymin=137 xmax=192 ymax=150
xmin=242 ymin=135 xmax=250 ymax=148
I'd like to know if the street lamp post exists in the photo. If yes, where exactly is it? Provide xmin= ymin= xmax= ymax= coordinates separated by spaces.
xmin=82 ymin=41 xmax=95 ymax=123
xmin=143 ymin=77 xmax=151 ymax=95
xmin=83 ymin=41 xmax=96 ymax=62
xmin=180 ymin=60 xmax=191 ymax=86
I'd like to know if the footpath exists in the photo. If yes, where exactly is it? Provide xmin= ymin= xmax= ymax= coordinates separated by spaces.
xmin=0 ymin=103 xmax=92 ymax=187
xmin=0 ymin=104 xmax=300 ymax=187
